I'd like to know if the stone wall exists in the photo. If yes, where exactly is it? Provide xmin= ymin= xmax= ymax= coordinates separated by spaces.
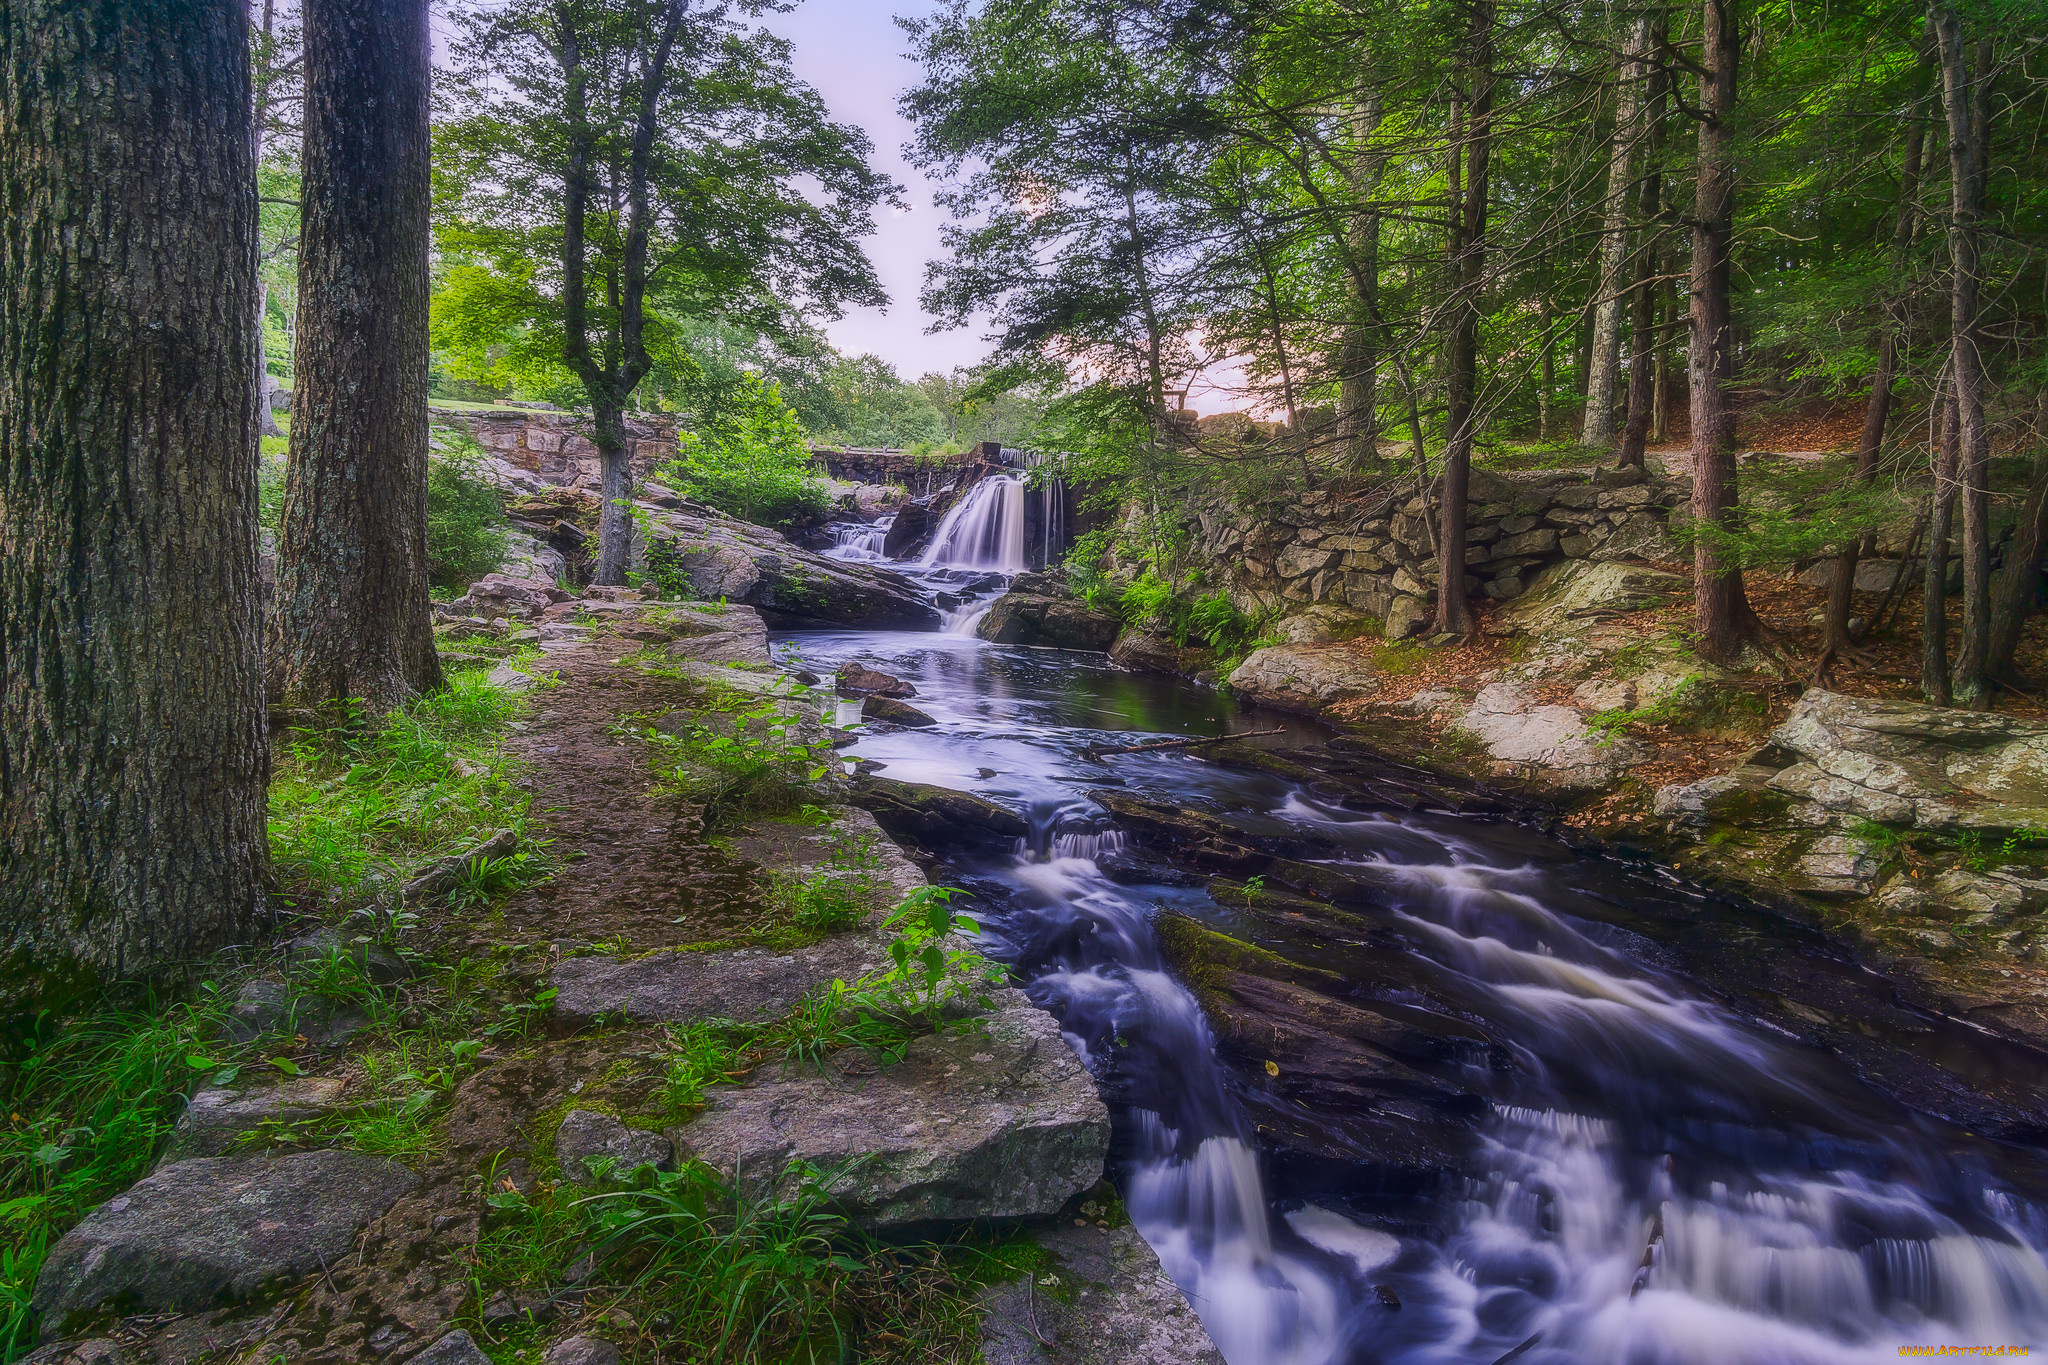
xmin=1189 ymin=464 xmax=1686 ymax=636
xmin=429 ymin=406 xmax=679 ymax=493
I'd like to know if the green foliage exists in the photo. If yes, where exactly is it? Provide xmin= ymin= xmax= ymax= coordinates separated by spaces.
xmin=662 ymin=373 xmax=828 ymax=529
xmin=427 ymin=433 xmax=511 ymax=590
xmin=1669 ymin=457 xmax=1907 ymax=571
xmin=269 ymin=668 xmax=544 ymax=905
xmin=813 ymin=354 xmax=946 ymax=449
xmin=624 ymin=688 xmax=836 ymax=829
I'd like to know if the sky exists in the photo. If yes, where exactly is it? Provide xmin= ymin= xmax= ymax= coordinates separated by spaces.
xmin=759 ymin=0 xmax=993 ymax=380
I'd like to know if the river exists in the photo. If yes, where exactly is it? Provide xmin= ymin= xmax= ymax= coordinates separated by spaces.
xmin=774 ymin=593 xmax=2048 ymax=1363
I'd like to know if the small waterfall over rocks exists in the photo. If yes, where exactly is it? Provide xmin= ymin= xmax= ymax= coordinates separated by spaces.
xmin=920 ymin=474 xmax=1028 ymax=573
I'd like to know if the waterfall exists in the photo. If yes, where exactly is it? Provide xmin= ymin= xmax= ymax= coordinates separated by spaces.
xmin=825 ymin=519 xmax=889 ymax=562
xmin=919 ymin=474 xmax=1027 ymax=572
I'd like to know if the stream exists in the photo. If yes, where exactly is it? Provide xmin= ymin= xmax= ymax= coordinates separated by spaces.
xmin=775 ymin=532 xmax=2048 ymax=1362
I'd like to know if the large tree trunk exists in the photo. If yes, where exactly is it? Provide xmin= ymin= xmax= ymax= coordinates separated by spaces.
xmin=1435 ymin=0 xmax=1493 ymax=636
xmin=1936 ymin=16 xmax=1993 ymax=707
xmin=592 ymin=402 xmax=636 ymax=586
xmin=1582 ymin=17 xmax=1651 ymax=450
xmin=1988 ymin=453 xmax=2048 ymax=681
xmin=1616 ymin=22 xmax=1669 ymax=471
xmin=1821 ymin=106 xmax=1926 ymax=666
xmin=0 ymin=0 xmax=268 ymax=983
xmin=1652 ymin=265 xmax=1675 ymax=442
xmin=1537 ymin=291 xmax=1555 ymax=439
xmin=1688 ymin=0 xmax=1757 ymax=665
xmin=1923 ymin=385 xmax=1960 ymax=704
xmin=1339 ymin=86 xmax=1384 ymax=468
xmin=272 ymin=0 xmax=441 ymax=716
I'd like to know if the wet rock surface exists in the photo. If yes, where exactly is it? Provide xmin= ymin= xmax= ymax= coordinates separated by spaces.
xmin=162 ymin=1077 xmax=351 ymax=1161
xmin=976 ymin=593 xmax=1122 ymax=651
xmin=670 ymin=992 xmax=1110 ymax=1227
xmin=554 ymin=1110 xmax=675 ymax=1184
xmin=32 ymin=1151 xmax=420 ymax=1333
xmin=978 ymin=1220 xmax=1223 ymax=1365
xmin=852 ymin=775 xmax=1032 ymax=849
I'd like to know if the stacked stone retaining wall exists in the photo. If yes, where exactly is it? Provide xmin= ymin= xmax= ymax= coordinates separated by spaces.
xmin=429 ymin=406 xmax=679 ymax=493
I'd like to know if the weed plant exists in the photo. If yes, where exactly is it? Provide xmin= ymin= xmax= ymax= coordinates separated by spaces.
xmin=623 ymin=688 xmax=836 ymax=828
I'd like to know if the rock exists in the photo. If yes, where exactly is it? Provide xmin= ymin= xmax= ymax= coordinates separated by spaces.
xmin=543 ymin=1338 xmax=622 ymax=1365
xmin=32 ymin=1151 xmax=419 ymax=1335
xmin=670 ymin=993 xmax=1108 ymax=1227
xmin=550 ymin=935 xmax=893 ymax=1026
xmin=486 ymin=662 xmax=536 ymax=693
xmin=15 ymin=1340 xmax=131 ymax=1365
xmin=862 ymin=695 xmax=938 ymax=727
xmin=554 ymin=1110 xmax=675 ymax=1185
xmin=1770 ymin=689 xmax=2048 ymax=828
xmin=1226 ymin=645 xmax=1379 ymax=715
xmin=837 ymin=662 xmax=917 ymax=697
xmin=282 ymin=926 xmax=408 ymax=984
xmin=1271 ymin=604 xmax=1378 ymax=645
xmin=1383 ymin=596 xmax=1431 ymax=639
xmin=976 ymin=595 xmax=1122 ymax=651
xmin=978 ymin=1220 xmax=1223 ymax=1365
xmin=162 ymin=1077 xmax=351 ymax=1161
xmin=1505 ymin=559 xmax=1686 ymax=632
xmin=639 ymin=505 xmax=939 ymax=629
xmin=499 ymin=529 xmax=570 ymax=586
xmin=1275 ymin=543 xmax=1337 ymax=579
xmin=219 ymin=979 xmax=289 ymax=1043
xmin=1109 ymin=628 xmax=1201 ymax=675
xmin=447 ymin=573 xmax=573 ymax=621
xmin=1451 ymin=682 xmax=1644 ymax=794
xmin=408 ymin=1331 xmax=492 ymax=1365
xmin=1795 ymin=557 xmax=1905 ymax=593
xmin=851 ymin=776 xmax=1032 ymax=849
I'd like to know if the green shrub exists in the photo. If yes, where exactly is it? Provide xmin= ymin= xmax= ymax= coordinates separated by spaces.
xmin=663 ymin=372 xmax=829 ymax=529
xmin=427 ymin=435 xmax=510 ymax=590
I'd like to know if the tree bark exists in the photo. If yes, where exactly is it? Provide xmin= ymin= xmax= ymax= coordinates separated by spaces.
xmin=1935 ymin=15 xmax=1993 ymax=707
xmin=1339 ymin=85 xmax=1384 ymax=468
xmin=1616 ymin=20 xmax=1669 ymax=471
xmin=271 ymin=0 xmax=440 ymax=715
xmin=1988 ymin=454 xmax=2048 ymax=681
xmin=1652 ymin=264 xmax=1674 ymax=442
xmin=1582 ymin=16 xmax=1651 ymax=450
xmin=1821 ymin=103 xmax=1926 ymax=664
xmin=1537 ymin=291 xmax=1555 ymax=440
xmin=1923 ymin=384 xmax=1959 ymax=704
xmin=0 ymin=0 xmax=268 ymax=982
xmin=1688 ymin=0 xmax=1758 ymax=665
xmin=1436 ymin=0 xmax=1492 ymax=636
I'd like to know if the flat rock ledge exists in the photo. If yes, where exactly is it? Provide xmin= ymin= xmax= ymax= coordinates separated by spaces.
xmin=31 ymin=1150 xmax=419 ymax=1336
xmin=669 ymin=991 xmax=1110 ymax=1228
xmin=978 ymin=1221 xmax=1223 ymax=1365
xmin=550 ymin=933 xmax=894 ymax=1027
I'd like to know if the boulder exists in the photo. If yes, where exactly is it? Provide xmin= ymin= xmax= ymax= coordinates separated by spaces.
xmin=1450 ymin=682 xmax=1645 ymax=795
xmin=499 ymin=529 xmax=569 ymax=586
xmin=409 ymin=1331 xmax=492 ymax=1365
xmin=32 ymin=1151 xmax=419 ymax=1334
xmin=1504 ymin=559 xmax=1687 ymax=632
xmin=162 ymin=1077 xmax=350 ymax=1161
xmin=976 ymin=594 xmax=1122 ymax=651
xmin=218 ymin=979 xmax=289 ymax=1044
xmin=862 ymin=695 xmax=938 ymax=727
xmin=1271 ymin=604 xmax=1378 ymax=645
xmin=1383 ymin=597 xmax=1431 ymax=639
xmin=554 ymin=1110 xmax=675 ymax=1184
xmin=543 ymin=1338 xmax=623 ymax=1365
xmin=1109 ymin=629 xmax=1190 ymax=675
xmin=837 ymin=662 xmax=917 ymax=697
xmin=550 ymin=934 xmax=894 ymax=1027
xmin=1226 ymin=645 xmax=1379 ymax=715
xmin=445 ymin=573 xmax=573 ymax=621
xmin=670 ymin=993 xmax=1109 ymax=1227
xmin=978 ymin=1220 xmax=1223 ymax=1365
xmin=852 ymin=776 xmax=1032 ymax=849
xmin=281 ymin=925 xmax=408 ymax=984
xmin=638 ymin=505 xmax=939 ymax=630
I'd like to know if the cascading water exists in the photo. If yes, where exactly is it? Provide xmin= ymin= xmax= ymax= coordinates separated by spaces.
xmin=824 ymin=518 xmax=890 ymax=562
xmin=772 ymin=628 xmax=2048 ymax=1365
xmin=919 ymin=474 xmax=1027 ymax=573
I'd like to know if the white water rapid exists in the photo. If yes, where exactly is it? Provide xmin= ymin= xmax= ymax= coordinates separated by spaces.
xmin=776 ymin=588 xmax=2048 ymax=1365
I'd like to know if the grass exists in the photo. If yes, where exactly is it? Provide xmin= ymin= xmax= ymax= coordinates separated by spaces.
xmin=617 ymin=683 xmax=838 ymax=830
xmin=269 ymin=667 xmax=549 ymax=908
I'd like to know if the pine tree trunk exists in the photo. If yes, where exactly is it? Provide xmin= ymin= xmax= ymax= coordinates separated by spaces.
xmin=271 ymin=0 xmax=441 ymax=716
xmin=1582 ymin=18 xmax=1651 ymax=450
xmin=1689 ymin=0 xmax=1756 ymax=665
xmin=0 ymin=0 xmax=269 ymax=983
xmin=1339 ymin=86 xmax=1384 ymax=468
xmin=1537 ymin=292 xmax=1555 ymax=440
xmin=1988 ymin=455 xmax=2048 ymax=681
xmin=1822 ymin=111 xmax=1925 ymax=662
xmin=1652 ymin=266 xmax=1674 ymax=442
xmin=1936 ymin=16 xmax=1993 ymax=707
xmin=1923 ymin=387 xmax=1959 ymax=704
xmin=1616 ymin=24 xmax=1668 ymax=472
xmin=1436 ymin=0 xmax=1493 ymax=636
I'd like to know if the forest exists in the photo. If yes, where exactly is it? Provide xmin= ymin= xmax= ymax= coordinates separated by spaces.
xmin=4 ymin=0 xmax=2048 ymax=1362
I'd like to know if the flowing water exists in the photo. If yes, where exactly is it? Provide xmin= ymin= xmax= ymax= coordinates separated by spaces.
xmin=771 ymin=623 xmax=2048 ymax=1364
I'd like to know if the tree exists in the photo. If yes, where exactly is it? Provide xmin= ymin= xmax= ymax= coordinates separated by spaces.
xmin=1582 ymin=16 xmax=1651 ymax=450
xmin=1687 ymin=0 xmax=1760 ymax=666
xmin=436 ymin=0 xmax=890 ymax=581
xmin=270 ymin=0 xmax=442 ymax=717
xmin=1435 ymin=0 xmax=1494 ymax=636
xmin=1 ymin=0 xmax=268 ymax=981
